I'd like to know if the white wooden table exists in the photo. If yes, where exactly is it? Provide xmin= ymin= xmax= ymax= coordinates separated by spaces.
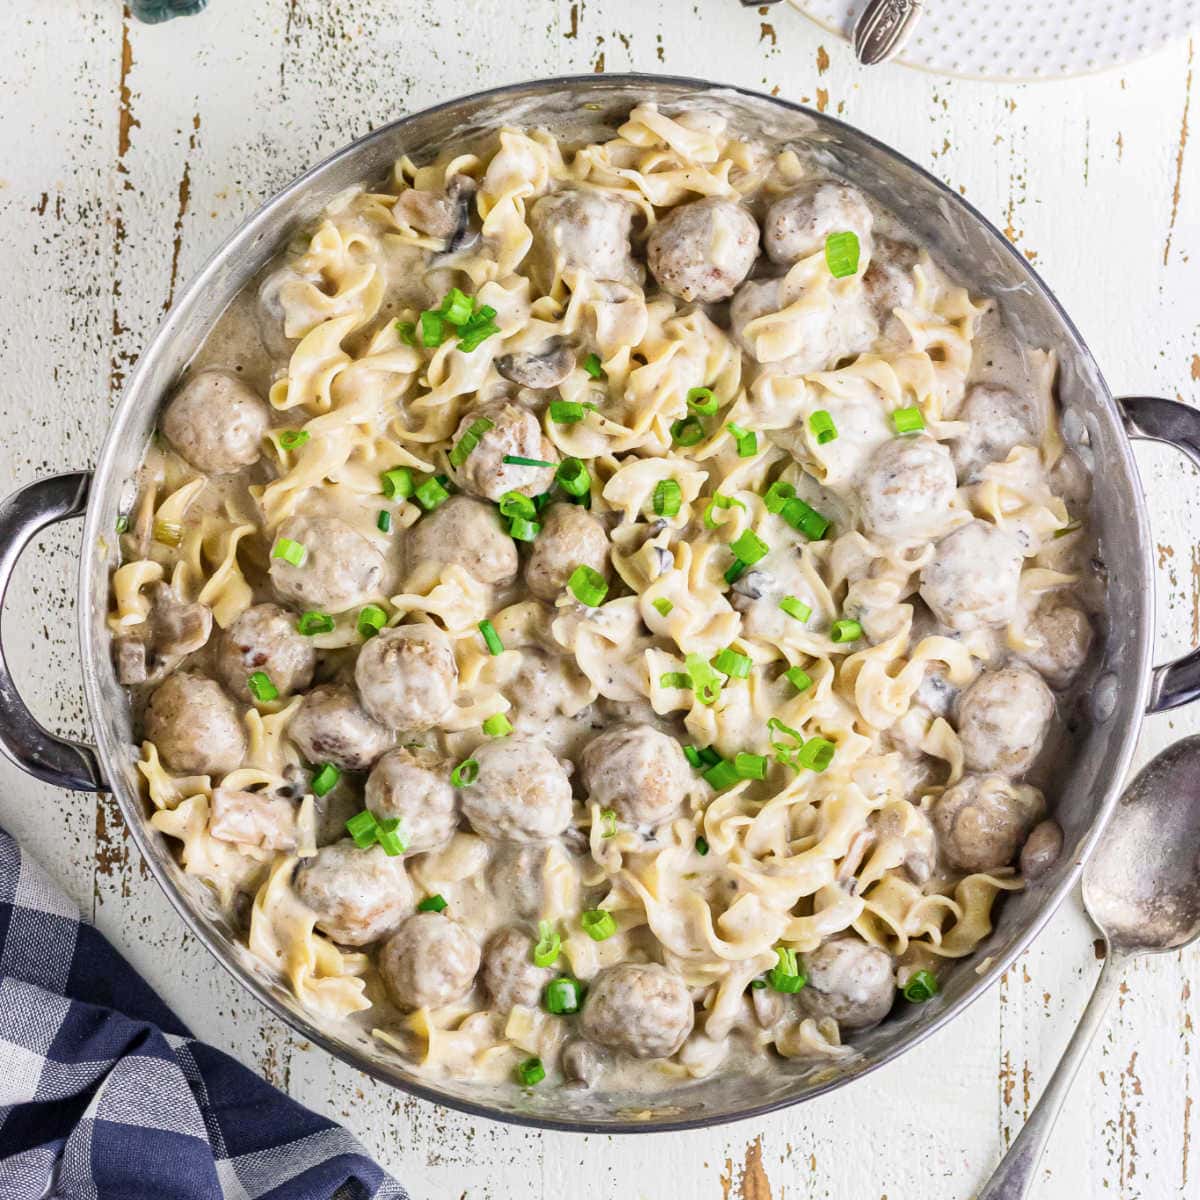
xmin=2 ymin=3 xmax=1198 ymax=1196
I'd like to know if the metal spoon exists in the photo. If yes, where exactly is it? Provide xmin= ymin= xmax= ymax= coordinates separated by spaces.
xmin=979 ymin=737 xmax=1200 ymax=1200
xmin=853 ymin=0 xmax=924 ymax=65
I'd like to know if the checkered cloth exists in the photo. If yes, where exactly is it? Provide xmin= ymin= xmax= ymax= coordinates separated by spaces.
xmin=0 ymin=827 xmax=407 ymax=1200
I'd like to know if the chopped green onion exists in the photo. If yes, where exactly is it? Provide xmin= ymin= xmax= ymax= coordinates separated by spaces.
xmin=651 ymin=597 xmax=674 ymax=618
xmin=785 ymin=666 xmax=813 ymax=693
xmin=418 ymin=894 xmax=448 ymax=913
xmin=499 ymin=491 xmax=537 ymax=521
xmin=297 ymin=611 xmax=334 ymax=636
xmin=502 ymin=454 xmax=554 ymax=468
xmin=479 ymin=619 xmax=504 ymax=655
xmin=556 ymin=458 xmax=590 ymax=497
xmin=450 ymin=758 xmax=479 ymax=787
xmin=825 ymin=230 xmax=861 ymax=279
xmin=767 ymin=945 xmax=807 ymax=993
xmin=376 ymin=817 xmax=407 ymax=857
xmin=380 ymin=467 xmax=414 ymax=500
xmin=153 ymin=519 xmax=183 ymax=547
xmin=685 ymin=652 xmax=723 ymax=706
xmin=376 ymin=510 xmax=392 ymax=533
xmin=729 ymin=529 xmax=769 ymax=565
xmin=809 ymin=410 xmax=837 ymax=444
xmin=312 ymin=763 xmax=340 ymax=797
xmin=704 ymin=494 xmax=745 ymax=529
xmin=698 ymin=746 xmax=722 ymax=767
xmin=357 ymin=605 xmax=388 ymax=639
xmin=438 ymin=286 xmax=474 ymax=326
xmin=345 ymin=808 xmax=377 ymax=846
xmin=734 ymin=752 xmax=768 ymax=780
xmin=115 ymin=514 xmax=130 ymax=534
xmin=830 ymin=619 xmax=862 ymax=644
xmin=583 ymin=352 xmax=606 ymax=380
xmin=713 ymin=647 xmax=752 ymax=679
xmin=279 ymin=429 xmax=310 ymax=450
xmin=702 ymin=759 xmax=740 ymax=790
xmin=272 ymin=537 xmax=306 ymax=567
xmin=550 ymin=400 xmax=591 ymax=424
xmin=568 ymin=564 xmax=608 ymax=606
xmin=545 ymin=977 xmax=584 ymax=1015
xmin=516 ymin=1057 xmax=546 ymax=1087
xmin=687 ymin=386 xmax=719 ymax=415
xmin=600 ymin=809 xmax=617 ymax=838
xmin=581 ymin=909 xmax=617 ymax=941
xmin=797 ymin=736 xmax=836 ymax=772
xmin=763 ymin=480 xmax=795 ymax=513
xmin=695 ymin=835 xmax=710 ymax=856
xmin=420 ymin=310 xmax=447 ymax=347
xmin=660 ymin=671 xmax=691 ymax=689
xmin=750 ymin=979 xmax=767 ymax=990
xmin=891 ymin=406 xmax=925 ymax=435
xmin=767 ymin=717 xmax=804 ymax=766
xmin=482 ymin=713 xmax=513 ymax=738
xmin=246 ymin=671 xmax=278 ymax=703
xmin=532 ymin=920 xmax=561 ymax=967
xmin=779 ymin=595 xmax=812 ymax=623
xmin=507 ymin=516 xmax=541 ymax=542
xmin=653 ymin=478 xmax=682 ymax=518
xmin=533 ymin=492 xmax=553 ymax=511
xmin=670 ymin=415 xmax=705 ymax=446
xmin=449 ymin=417 xmax=495 ymax=468
xmin=727 ymin=422 xmax=758 ymax=457
xmin=395 ymin=320 xmax=418 ymax=346
xmin=457 ymin=304 xmax=500 ymax=352
xmin=724 ymin=559 xmax=748 ymax=585
xmin=414 ymin=475 xmax=451 ymax=510
xmin=780 ymin=496 xmax=831 ymax=541
xmin=903 ymin=969 xmax=939 ymax=1003
xmin=683 ymin=745 xmax=703 ymax=768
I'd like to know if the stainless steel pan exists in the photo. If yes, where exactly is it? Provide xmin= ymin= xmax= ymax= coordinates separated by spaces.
xmin=2 ymin=74 xmax=1198 ymax=1133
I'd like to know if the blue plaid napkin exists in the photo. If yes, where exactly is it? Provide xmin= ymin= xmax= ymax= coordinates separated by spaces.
xmin=0 ymin=828 xmax=407 ymax=1200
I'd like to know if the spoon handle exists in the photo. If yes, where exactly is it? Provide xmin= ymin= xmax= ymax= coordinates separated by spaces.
xmin=977 ymin=953 xmax=1126 ymax=1200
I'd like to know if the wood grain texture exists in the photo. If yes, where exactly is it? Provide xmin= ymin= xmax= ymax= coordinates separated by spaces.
xmin=0 ymin=2 xmax=1198 ymax=1196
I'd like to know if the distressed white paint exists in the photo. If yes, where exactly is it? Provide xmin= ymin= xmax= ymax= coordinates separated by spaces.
xmin=0 ymin=3 xmax=1198 ymax=1197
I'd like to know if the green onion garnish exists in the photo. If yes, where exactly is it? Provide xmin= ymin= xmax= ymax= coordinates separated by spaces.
xmin=660 ymin=672 xmax=691 ymax=689
xmin=499 ymin=491 xmax=537 ymax=521
xmin=417 ymin=894 xmax=448 ymax=913
xmin=797 ymin=736 xmax=836 ymax=772
xmin=381 ymin=467 xmax=414 ymax=500
xmin=779 ymin=595 xmax=812 ymax=623
xmin=824 ymin=230 xmax=861 ymax=279
xmin=457 ymin=319 xmax=500 ymax=353
xmin=702 ymin=759 xmax=740 ymax=790
xmin=502 ymin=454 xmax=554 ymax=468
xmin=583 ymin=353 xmax=605 ymax=380
xmin=153 ymin=520 xmax=183 ymax=547
xmin=809 ymin=410 xmax=837 ymax=444
xmin=581 ymin=909 xmax=617 ymax=941
xmin=686 ymin=386 xmax=718 ymax=415
xmin=750 ymin=979 xmax=767 ymax=990
xmin=729 ymin=529 xmax=769 ymax=565
xmin=767 ymin=717 xmax=804 ymax=766
xmin=516 ymin=1057 xmax=546 ymax=1087
xmin=568 ymin=564 xmax=607 ymax=607
xmin=357 ymin=604 xmax=387 ymax=639
xmin=556 ymin=458 xmax=590 ymax=497
xmin=420 ymin=310 xmax=447 ymax=347
xmin=449 ymin=417 xmax=495 ymax=468
xmin=395 ymin=320 xmax=417 ymax=346
xmin=767 ymin=945 xmax=807 ymax=993
xmin=891 ymin=406 xmax=925 ymax=435
xmin=507 ymin=516 xmax=541 ymax=542
xmin=653 ymin=478 xmax=682 ymax=518
xmin=414 ymin=475 xmax=451 ymax=510
xmin=763 ymin=480 xmax=795 ymax=513
xmin=724 ymin=559 xmax=748 ymax=585
xmin=272 ymin=537 xmax=306 ymax=567
xmin=550 ymin=400 xmax=591 ymax=424
xmin=478 ymin=619 xmax=504 ymax=655
xmin=695 ymin=836 xmax=710 ymax=856
xmin=246 ymin=671 xmax=278 ymax=703
xmin=734 ymin=752 xmax=768 ymax=780
xmin=830 ymin=619 xmax=862 ymax=644
xmin=683 ymin=745 xmax=703 ymax=768
xmin=698 ymin=746 xmax=722 ymax=767
xmin=377 ymin=510 xmax=392 ymax=533
xmin=902 ymin=969 xmax=939 ymax=1003
xmin=600 ymin=809 xmax=617 ymax=838
xmin=450 ymin=758 xmax=479 ymax=787
xmin=545 ymin=977 xmax=583 ymax=1015
xmin=685 ymin=652 xmax=723 ymax=706
xmin=532 ymin=920 xmax=560 ymax=967
xmin=651 ymin=597 xmax=674 ymax=617
xmin=785 ymin=666 xmax=813 ymax=693
xmin=279 ymin=429 xmax=310 ymax=450
xmin=297 ymin=611 xmax=334 ymax=636
xmin=670 ymin=415 xmax=705 ymax=446
xmin=713 ymin=647 xmax=752 ymax=679
xmin=312 ymin=762 xmax=340 ymax=797
xmin=727 ymin=423 xmax=758 ymax=457
xmin=439 ymin=286 xmax=474 ymax=326
xmin=780 ymin=496 xmax=831 ymax=541
xmin=376 ymin=816 xmax=407 ymax=857
xmin=345 ymin=808 xmax=376 ymax=846
xmin=704 ymin=494 xmax=745 ymax=529
xmin=482 ymin=713 xmax=513 ymax=738
xmin=115 ymin=514 xmax=129 ymax=534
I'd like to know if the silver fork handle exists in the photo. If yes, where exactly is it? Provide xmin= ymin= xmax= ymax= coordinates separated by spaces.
xmin=853 ymin=0 xmax=924 ymax=65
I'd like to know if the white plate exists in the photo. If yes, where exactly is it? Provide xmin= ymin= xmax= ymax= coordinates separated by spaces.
xmin=790 ymin=0 xmax=1200 ymax=80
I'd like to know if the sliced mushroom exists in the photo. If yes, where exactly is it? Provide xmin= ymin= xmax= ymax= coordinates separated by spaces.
xmin=114 ymin=582 xmax=212 ymax=686
xmin=395 ymin=174 xmax=479 ymax=252
xmin=495 ymin=339 xmax=576 ymax=390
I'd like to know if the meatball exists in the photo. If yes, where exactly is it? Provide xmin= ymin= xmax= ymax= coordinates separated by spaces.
xmin=932 ymin=773 xmax=1045 ymax=873
xmin=161 ymin=370 xmax=269 ymax=474
xmin=951 ymin=384 xmax=1040 ymax=482
xmin=580 ymin=724 xmax=691 ymax=826
xmin=481 ymin=927 xmax=555 ymax=1011
xmin=580 ymin=963 xmax=694 ymax=1059
xmin=294 ymin=840 xmax=415 ymax=946
xmin=1018 ymin=599 xmax=1093 ymax=689
xmin=406 ymin=495 xmax=518 ymax=587
xmin=919 ymin=520 xmax=1023 ymax=632
xmin=364 ymin=746 xmax=458 ymax=853
xmin=459 ymin=737 xmax=573 ymax=841
xmin=485 ymin=842 xmax=557 ymax=919
xmin=354 ymin=624 xmax=457 ymax=732
xmin=646 ymin=197 xmax=759 ymax=302
xmin=268 ymin=514 xmax=387 ymax=614
xmin=525 ymin=503 xmax=609 ymax=601
xmin=859 ymin=436 xmax=958 ymax=541
xmin=528 ymin=188 xmax=640 ymax=293
xmin=378 ymin=912 xmax=480 ymax=1010
xmin=448 ymin=402 xmax=557 ymax=502
xmin=798 ymin=936 xmax=895 ymax=1031
xmin=144 ymin=672 xmax=246 ymax=776
xmin=288 ymin=684 xmax=391 ymax=771
xmin=957 ymin=666 xmax=1054 ymax=776
xmin=762 ymin=182 xmax=874 ymax=267
xmin=862 ymin=236 xmax=920 ymax=328
xmin=215 ymin=603 xmax=316 ymax=703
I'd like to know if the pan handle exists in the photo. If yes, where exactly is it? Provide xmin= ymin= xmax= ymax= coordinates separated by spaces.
xmin=1118 ymin=395 xmax=1200 ymax=714
xmin=0 ymin=472 xmax=106 ymax=791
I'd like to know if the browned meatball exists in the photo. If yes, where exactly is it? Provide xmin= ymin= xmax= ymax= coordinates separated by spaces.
xmin=161 ymin=370 xmax=269 ymax=474
xmin=580 ymin=723 xmax=691 ymax=826
xmin=294 ymin=840 xmax=414 ymax=946
xmin=647 ymin=197 xmax=759 ymax=302
xmin=919 ymin=520 xmax=1023 ymax=632
xmin=1018 ymin=599 xmax=1093 ymax=689
xmin=485 ymin=842 xmax=558 ymax=919
xmin=798 ymin=936 xmax=895 ymax=1031
xmin=951 ymin=384 xmax=1040 ymax=482
xmin=209 ymin=787 xmax=297 ymax=851
xmin=859 ymin=436 xmax=957 ymax=541
xmin=406 ymin=496 xmax=518 ymax=587
xmin=448 ymin=402 xmax=557 ymax=502
xmin=215 ymin=603 xmax=316 ymax=703
xmin=931 ymin=773 xmax=1045 ymax=873
xmin=525 ymin=503 xmax=609 ymax=601
xmin=144 ymin=672 xmax=246 ymax=776
xmin=862 ymin=236 xmax=919 ymax=327
xmin=378 ymin=912 xmax=480 ymax=1009
xmin=762 ymin=181 xmax=873 ymax=267
xmin=288 ymin=684 xmax=391 ymax=771
xmin=956 ymin=666 xmax=1054 ymax=776
xmin=481 ymin=927 xmax=555 ymax=1011
xmin=364 ymin=747 xmax=458 ymax=853
xmin=580 ymin=963 xmax=694 ymax=1059
xmin=528 ymin=188 xmax=640 ymax=293
xmin=459 ymin=737 xmax=573 ymax=841
xmin=354 ymin=624 xmax=458 ymax=732
xmin=269 ymin=514 xmax=387 ymax=614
